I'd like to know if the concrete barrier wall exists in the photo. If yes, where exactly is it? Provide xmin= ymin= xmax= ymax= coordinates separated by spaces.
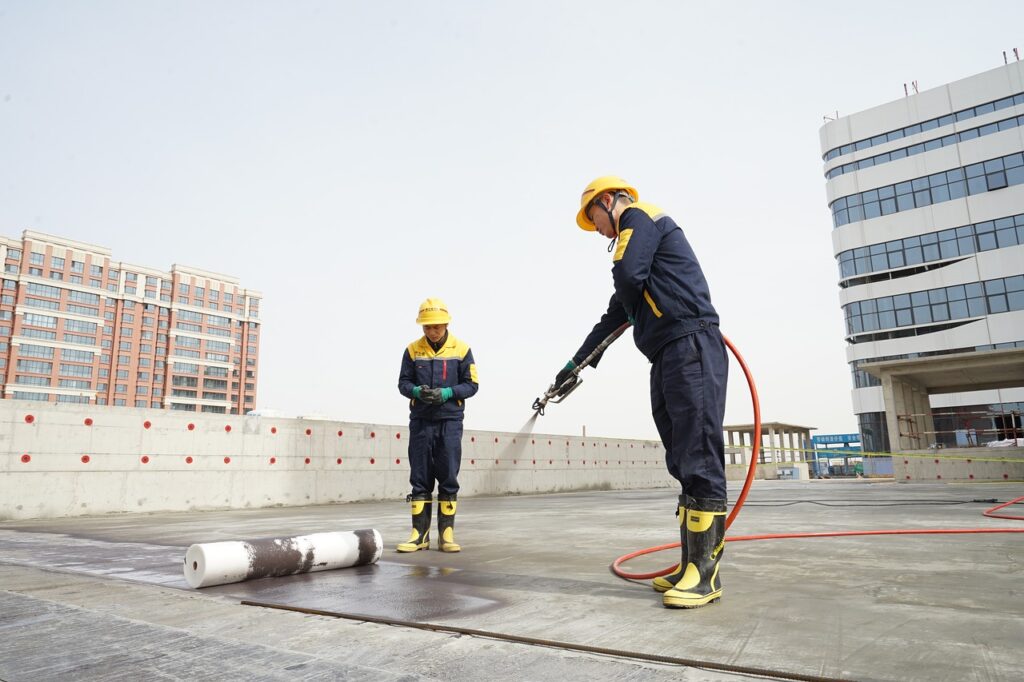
xmin=0 ymin=400 xmax=678 ymax=520
xmin=893 ymin=448 xmax=1024 ymax=482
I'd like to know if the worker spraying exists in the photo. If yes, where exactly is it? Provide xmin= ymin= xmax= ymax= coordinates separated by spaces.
xmin=396 ymin=298 xmax=479 ymax=553
xmin=548 ymin=177 xmax=729 ymax=609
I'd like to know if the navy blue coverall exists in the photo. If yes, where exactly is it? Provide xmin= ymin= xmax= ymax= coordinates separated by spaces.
xmin=398 ymin=333 xmax=479 ymax=499
xmin=573 ymin=202 xmax=728 ymax=499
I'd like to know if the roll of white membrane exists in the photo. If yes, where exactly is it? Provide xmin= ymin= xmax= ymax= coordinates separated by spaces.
xmin=183 ymin=528 xmax=383 ymax=588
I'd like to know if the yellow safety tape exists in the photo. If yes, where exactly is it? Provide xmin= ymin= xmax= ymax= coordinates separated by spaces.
xmin=727 ymin=443 xmax=1024 ymax=464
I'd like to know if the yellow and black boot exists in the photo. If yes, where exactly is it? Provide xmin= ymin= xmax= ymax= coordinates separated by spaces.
xmin=652 ymin=495 xmax=687 ymax=593
xmin=437 ymin=496 xmax=461 ymax=552
xmin=663 ymin=496 xmax=726 ymax=608
xmin=396 ymin=495 xmax=432 ymax=552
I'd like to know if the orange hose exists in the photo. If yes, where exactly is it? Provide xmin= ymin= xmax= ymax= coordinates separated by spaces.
xmin=612 ymin=333 xmax=1024 ymax=582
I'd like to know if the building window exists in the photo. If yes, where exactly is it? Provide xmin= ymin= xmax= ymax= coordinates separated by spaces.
xmin=823 ymin=91 xmax=1024 ymax=161
xmin=832 ymin=152 xmax=1024 ymax=228
xmin=13 ymin=391 xmax=49 ymax=401
xmin=844 ymin=275 xmax=1024 ymax=340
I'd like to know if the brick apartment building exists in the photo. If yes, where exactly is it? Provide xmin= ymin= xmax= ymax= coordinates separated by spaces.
xmin=0 ymin=230 xmax=261 ymax=414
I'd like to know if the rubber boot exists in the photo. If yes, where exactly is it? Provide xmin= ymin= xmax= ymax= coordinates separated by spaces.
xmin=396 ymin=495 xmax=432 ymax=552
xmin=653 ymin=495 xmax=687 ymax=592
xmin=437 ymin=496 xmax=461 ymax=552
xmin=663 ymin=496 xmax=726 ymax=608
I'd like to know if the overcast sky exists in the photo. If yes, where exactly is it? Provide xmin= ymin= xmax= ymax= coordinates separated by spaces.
xmin=2 ymin=1 xmax=1023 ymax=440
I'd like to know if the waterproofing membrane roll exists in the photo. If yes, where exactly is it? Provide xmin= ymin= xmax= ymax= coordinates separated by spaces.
xmin=184 ymin=529 xmax=383 ymax=588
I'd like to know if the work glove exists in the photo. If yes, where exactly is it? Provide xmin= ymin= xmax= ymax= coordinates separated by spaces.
xmin=440 ymin=387 xmax=453 ymax=402
xmin=553 ymin=361 xmax=578 ymax=396
xmin=412 ymin=385 xmax=428 ymax=400
xmin=420 ymin=387 xmax=445 ymax=405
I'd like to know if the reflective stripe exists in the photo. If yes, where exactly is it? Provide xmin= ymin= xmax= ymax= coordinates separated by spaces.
xmin=612 ymin=228 xmax=633 ymax=262
xmin=643 ymin=290 xmax=663 ymax=318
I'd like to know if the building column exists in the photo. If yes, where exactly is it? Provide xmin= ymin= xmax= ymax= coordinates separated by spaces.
xmin=882 ymin=373 xmax=936 ymax=452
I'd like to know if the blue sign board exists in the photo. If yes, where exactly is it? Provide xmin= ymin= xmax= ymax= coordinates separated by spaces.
xmin=812 ymin=434 xmax=860 ymax=446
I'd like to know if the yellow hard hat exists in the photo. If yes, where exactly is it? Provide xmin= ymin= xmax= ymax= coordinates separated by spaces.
xmin=416 ymin=298 xmax=451 ymax=325
xmin=576 ymin=176 xmax=639 ymax=231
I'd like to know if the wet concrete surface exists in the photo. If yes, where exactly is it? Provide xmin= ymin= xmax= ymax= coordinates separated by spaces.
xmin=1 ymin=481 xmax=1023 ymax=681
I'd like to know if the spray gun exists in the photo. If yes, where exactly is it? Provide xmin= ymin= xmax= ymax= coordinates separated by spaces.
xmin=532 ymin=323 xmax=630 ymax=415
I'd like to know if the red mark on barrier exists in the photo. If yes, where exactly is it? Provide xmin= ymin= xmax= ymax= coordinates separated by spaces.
xmin=470 ymin=459 xmax=475 ymax=465
xmin=582 ymin=442 xmax=585 ymax=447
xmin=934 ymin=459 xmax=940 ymax=464
xmin=304 ymin=457 xmax=311 ymax=465
xmin=84 ymin=418 xmax=93 ymax=426
xmin=271 ymin=427 xmax=277 ymax=434
xmin=547 ymin=440 xmax=551 ymax=445
xmin=583 ymin=460 xmax=586 ymax=465
xmin=370 ymin=457 xmax=375 ymax=464
xmin=21 ymin=454 xmax=31 ymax=463
xmin=305 ymin=428 xmax=311 ymax=436
xmin=370 ymin=431 xmax=376 ymax=438
xmin=337 ymin=430 xmax=343 ymax=437
xmin=969 ymin=474 xmax=974 ymax=479
xmin=494 ymin=437 xmax=499 ymax=443
xmin=395 ymin=458 xmax=401 ymax=464
xmin=24 ymin=414 xmax=34 ymax=424
xmin=531 ymin=439 xmax=535 ymax=445
xmin=514 ymin=460 xmax=517 ymax=464
xmin=1004 ymin=474 xmax=1009 ymax=479
xmin=187 ymin=423 xmax=195 ymax=431
xmin=224 ymin=457 xmax=231 ymax=464
xmin=395 ymin=433 xmax=401 ymax=439
xmin=141 ymin=456 xmax=150 ymax=464
xmin=937 ymin=475 xmax=942 ymax=479
xmin=270 ymin=457 xmax=277 ymax=464
xmin=143 ymin=421 xmax=152 ymax=429
xmin=548 ymin=460 xmax=552 ymax=465
xmin=186 ymin=456 xmax=193 ymax=464
xmin=904 ymin=460 xmax=909 ymax=465
xmin=906 ymin=475 xmax=911 ymax=480
xmin=225 ymin=425 xmax=232 ymax=433
xmin=336 ymin=458 xmax=342 ymax=464
xmin=495 ymin=460 xmax=500 ymax=465
xmin=81 ymin=455 xmax=90 ymax=464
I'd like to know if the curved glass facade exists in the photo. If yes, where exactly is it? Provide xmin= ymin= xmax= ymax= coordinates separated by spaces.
xmin=842 ymin=275 xmax=1024 ymax=338
xmin=836 ymin=213 xmax=1024 ymax=280
xmin=826 ymin=113 xmax=1024 ymax=179
xmin=831 ymin=152 xmax=1024 ymax=228
xmin=823 ymin=91 xmax=1024 ymax=161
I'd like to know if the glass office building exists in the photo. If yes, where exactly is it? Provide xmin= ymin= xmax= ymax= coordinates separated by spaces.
xmin=820 ymin=61 xmax=1024 ymax=452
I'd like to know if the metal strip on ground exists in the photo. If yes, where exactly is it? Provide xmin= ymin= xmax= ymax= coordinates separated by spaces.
xmin=240 ymin=599 xmax=849 ymax=682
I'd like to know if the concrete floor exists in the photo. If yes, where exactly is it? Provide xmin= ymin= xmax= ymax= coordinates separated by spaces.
xmin=1 ymin=480 xmax=1022 ymax=681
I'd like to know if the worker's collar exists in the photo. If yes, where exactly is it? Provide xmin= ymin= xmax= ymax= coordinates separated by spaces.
xmin=427 ymin=331 xmax=449 ymax=352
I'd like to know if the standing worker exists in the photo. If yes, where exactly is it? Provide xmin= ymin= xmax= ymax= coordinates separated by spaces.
xmin=553 ymin=176 xmax=729 ymax=608
xmin=397 ymin=298 xmax=479 ymax=553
